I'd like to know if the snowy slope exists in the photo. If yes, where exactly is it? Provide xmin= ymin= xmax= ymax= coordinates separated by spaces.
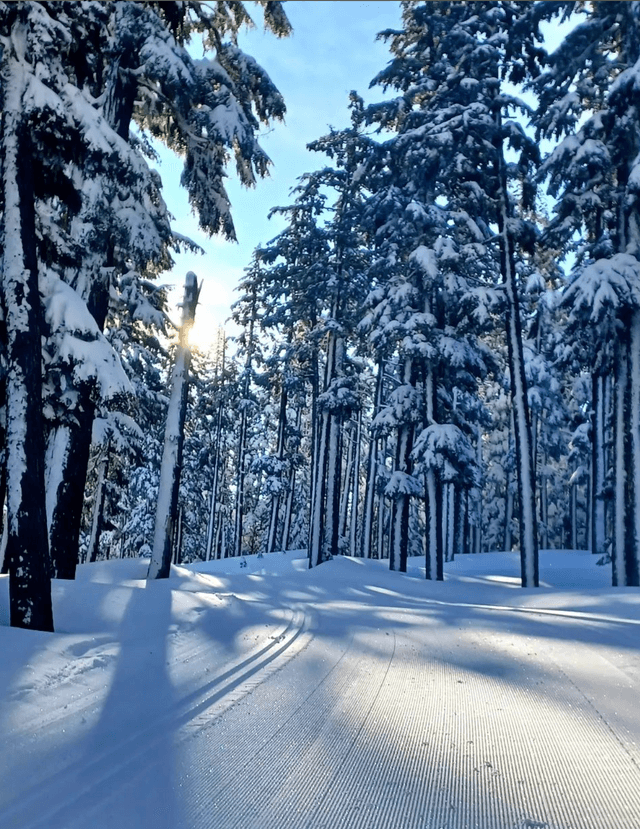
xmin=0 ymin=550 xmax=639 ymax=828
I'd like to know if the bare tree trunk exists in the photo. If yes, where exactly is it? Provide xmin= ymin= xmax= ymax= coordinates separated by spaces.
xmin=205 ymin=407 xmax=223 ymax=561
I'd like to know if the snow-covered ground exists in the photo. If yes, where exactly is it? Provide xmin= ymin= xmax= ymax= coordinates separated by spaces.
xmin=1 ymin=550 xmax=639 ymax=828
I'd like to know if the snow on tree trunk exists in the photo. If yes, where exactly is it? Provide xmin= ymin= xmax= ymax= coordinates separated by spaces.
xmin=443 ymin=483 xmax=456 ymax=563
xmin=570 ymin=482 xmax=578 ymax=551
xmin=281 ymin=404 xmax=301 ymax=553
xmin=473 ymin=425 xmax=483 ymax=555
xmin=339 ymin=419 xmax=355 ymax=543
xmin=46 ymin=399 xmax=96 ymax=579
xmin=309 ymin=329 xmax=343 ymax=568
xmin=45 ymin=226 xmax=114 ymax=580
xmin=612 ymin=313 xmax=640 ymax=587
xmin=148 ymin=273 xmax=199 ymax=580
xmin=540 ymin=453 xmax=549 ymax=551
xmin=504 ymin=466 xmax=514 ymax=553
xmin=324 ymin=411 xmax=342 ymax=560
xmin=205 ymin=393 xmax=225 ymax=561
xmin=2 ymin=55 xmax=53 ymax=630
xmin=309 ymin=409 xmax=329 ymax=568
xmin=425 ymin=469 xmax=441 ymax=578
xmin=377 ymin=477 xmax=387 ymax=560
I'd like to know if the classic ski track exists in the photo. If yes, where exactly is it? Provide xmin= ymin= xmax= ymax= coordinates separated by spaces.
xmin=187 ymin=613 xmax=640 ymax=829
xmin=218 ymin=619 xmax=640 ymax=829
xmin=0 ymin=605 xmax=309 ymax=829
xmin=181 ymin=625 xmax=388 ymax=828
xmin=5 ymin=592 xmax=640 ymax=829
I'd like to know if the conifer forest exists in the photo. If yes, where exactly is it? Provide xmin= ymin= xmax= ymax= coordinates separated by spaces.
xmin=2 ymin=0 xmax=640 ymax=633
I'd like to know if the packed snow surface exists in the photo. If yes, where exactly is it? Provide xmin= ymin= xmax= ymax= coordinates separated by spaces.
xmin=1 ymin=550 xmax=639 ymax=828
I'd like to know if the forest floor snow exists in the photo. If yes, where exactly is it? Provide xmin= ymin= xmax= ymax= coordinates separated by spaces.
xmin=0 ymin=550 xmax=639 ymax=828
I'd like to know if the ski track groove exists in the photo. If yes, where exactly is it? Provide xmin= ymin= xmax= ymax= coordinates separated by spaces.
xmin=4 ymin=594 xmax=640 ymax=828
xmin=207 ymin=620 xmax=640 ymax=829
xmin=184 ymin=628 xmax=394 ymax=829
xmin=0 ymin=607 xmax=308 ymax=829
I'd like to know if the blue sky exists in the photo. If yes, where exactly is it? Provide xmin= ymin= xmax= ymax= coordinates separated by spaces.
xmin=155 ymin=0 xmax=401 ymax=348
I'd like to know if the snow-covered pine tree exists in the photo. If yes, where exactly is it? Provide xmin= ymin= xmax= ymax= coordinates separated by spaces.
xmin=0 ymin=2 xmax=64 ymax=629
xmin=42 ymin=0 xmax=291 ymax=583
xmin=365 ymin=0 xmax=544 ymax=585
xmin=230 ymin=259 xmax=265 ymax=558
xmin=535 ymin=0 xmax=640 ymax=584
xmin=256 ymin=116 xmax=372 ymax=567
xmin=304 ymin=121 xmax=372 ymax=567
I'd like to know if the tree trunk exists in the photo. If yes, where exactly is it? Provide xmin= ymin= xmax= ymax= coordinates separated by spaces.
xmin=613 ymin=341 xmax=628 ymax=585
xmin=234 ymin=407 xmax=249 ymax=558
xmin=627 ymin=308 xmax=640 ymax=585
xmin=349 ymin=409 xmax=362 ymax=557
xmin=148 ymin=273 xmax=199 ymax=579
xmin=389 ymin=358 xmax=413 ymax=573
xmin=504 ymin=467 xmax=514 ymax=553
xmin=339 ymin=419 xmax=355 ymax=544
xmin=590 ymin=372 xmax=607 ymax=556
xmin=281 ymin=404 xmax=301 ymax=552
xmin=494 ymin=117 xmax=539 ymax=586
xmin=266 ymin=386 xmax=288 ymax=554
xmin=362 ymin=359 xmax=384 ymax=559
xmin=540 ymin=454 xmax=549 ymax=551
xmin=309 ymin=408 xmax=329 ymax=567
xmin=424 ymin=363 xmax=443 ymax=580
xmin=87 ymin=445 xmax=110 ymax=563
xmin=570 ymin=482 xmax=577 ymax=551
xmin=324 ymin=410 xmax=343 ymax=559
xmin=2 ymin=57 xmax=53 ymax=630
xmin=309 ymin=329 xmax=343 ymax=567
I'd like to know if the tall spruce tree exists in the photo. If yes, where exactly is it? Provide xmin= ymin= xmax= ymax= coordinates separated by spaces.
xmin=535 ymin=0 xmax=640 ymax=585
xmin=364 ymin=0 xmax=544 ymax=585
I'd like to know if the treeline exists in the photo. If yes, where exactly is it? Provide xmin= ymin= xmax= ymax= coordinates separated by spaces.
xmin=2 ymin=2 xmax=640 ymax=633
xmin=164 ymin=1 xmax=640 ymax=590
xmin=0 ymin=0 xmax=291 ymax=630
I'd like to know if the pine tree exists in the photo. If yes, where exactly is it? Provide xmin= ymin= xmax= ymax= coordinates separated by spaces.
xmin=535 ymin=0 xmax=640 ymax=584
xmin=364 ymin=0 xmax=544 ymax=585
xmin=42 ymin=1 xmax=291 ymax=584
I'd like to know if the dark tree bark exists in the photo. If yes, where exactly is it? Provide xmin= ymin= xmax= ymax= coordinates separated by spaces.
xmin=45 ymin=28 xmax=137 ymax=580
xmin=2 ymin=62 xmax=53 ymax=630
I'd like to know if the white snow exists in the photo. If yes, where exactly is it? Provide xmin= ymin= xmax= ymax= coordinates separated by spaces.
xmin=0 ymin=549 xmax=639 ymax=827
